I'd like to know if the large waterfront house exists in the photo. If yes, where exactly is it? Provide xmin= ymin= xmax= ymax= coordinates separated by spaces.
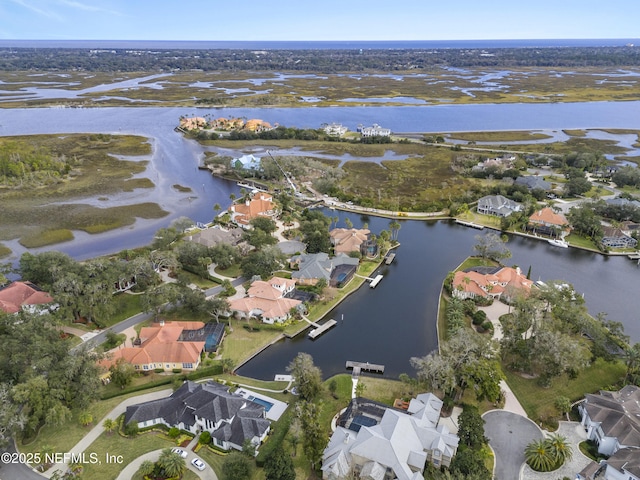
xmin=124 ymin=380 xmax=270 ymax=453
xmin=290 ymin=252 xmax=359 ymax=287
xmin=358 ymin=123 xmax=391 ymax=137
xmin=452 ymin=266 xmax=533 ymax=303
xmin=324 ymin=123 xmax=348 ymax=136
xmin=527 ymin=207 xmax=570 ymax=238
xmin=228 ymin=276 xmax=302 ymax=324
xmin=601 ymin=226 xmax=638 ymax=249
xmin=231 ymin=154 xmax=261 ymax=171
xmin=330 ymin=228 xmax=378 ymax=257
xmin=186 ymin=225 xmax=244 ymax=248
xmin=179 ymin=116 xmax=207 ymax=130
xmin=476 ymin=195 xmax=522 ymax=217
xmin=578 ymin=385 xmax=640 ymax=456
xmin=0 ymin=281 xmax=57 ymax=314
xmin=322 ymin=393 xmax=459 ymax=479
xmin=515 ymin=175 xmax=552 ymax=191
xmin=228 ymin=193 xmax=277 ymax=227
xmin=100 ymin=321 xmax=224 ymax=373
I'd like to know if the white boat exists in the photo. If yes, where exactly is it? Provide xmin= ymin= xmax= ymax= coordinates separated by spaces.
xmin=548 ymin=238 xmax=569 ymax=248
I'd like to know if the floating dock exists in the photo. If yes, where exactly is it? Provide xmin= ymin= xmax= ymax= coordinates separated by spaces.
xmin=384 ymin=253 xmax=396 ymax=265
xmin=308 ymin=319 xmax=337 ymax=339
xmin=628 ymin=252 xmax=640 ymax=260
xmin=369 ymin=274 xmax=384 ymax=288
xmin=455 ymin=219 xmax=485 ymax=230
xmin=346 ymin=361 xmax=385 ymax=374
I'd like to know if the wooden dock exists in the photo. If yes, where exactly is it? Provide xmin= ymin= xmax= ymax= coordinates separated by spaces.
xmin=455 ymin=219 xmax=485 ymax=230
xmin=346 ymin=361 xmax=385 ymax=374
xmin=369 ymin=274 xmax=384 ymax=288
xmin=628 ymin=252 xmax=640 ymax=260
xmin=308 ymin=319 xmax=337 ymax=339
xmin=384 ymin=253 xmax=396 ymax=265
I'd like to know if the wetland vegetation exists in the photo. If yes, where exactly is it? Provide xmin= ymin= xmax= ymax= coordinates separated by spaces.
xmin=0 ymin=134 xmax=167 ymax=249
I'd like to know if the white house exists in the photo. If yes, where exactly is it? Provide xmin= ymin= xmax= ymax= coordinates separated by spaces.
xmin=358 ymin=123 xmax=391 ymax=137
xmin=231 ymin=154 xmax=261 ymax=171
xmin=322 ymin=393 xmax=459 ymax=480
xmin=578 ymin=385 xmax=640 ymax=456
xmin=476 ymin=195 xmax=522 ymax=217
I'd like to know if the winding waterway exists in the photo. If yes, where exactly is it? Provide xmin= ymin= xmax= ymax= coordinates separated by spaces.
xmin=1 ymin=103 xmax=640 ymax=377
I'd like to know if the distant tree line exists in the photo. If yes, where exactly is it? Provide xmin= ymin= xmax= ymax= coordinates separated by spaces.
xmin=1 ymin=46 xmax=639 ymax=73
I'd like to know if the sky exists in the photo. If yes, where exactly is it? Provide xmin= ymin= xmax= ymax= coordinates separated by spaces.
xmin=0 ymin=0 xmax=638 ymax=42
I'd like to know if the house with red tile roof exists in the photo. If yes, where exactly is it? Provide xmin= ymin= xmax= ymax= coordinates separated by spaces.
xmin=179 ymin=116 xmax=207 ymax=130
xmin=100 ymin=321 xmax=206 ymax=373
xmin=528 ymin=207 xmax=570 ymax=237
xmin=229 ymin=193 xmax=277 ymax=227
xmin=452 ymin=266 xmax=533 ymax=303
xmin=0 ymin=281 xmax=57 ymax=314
xmin=330 ymin=228 xmax=377 ymax=257
xmin=229 ymin=277 xmax=301 ymax=324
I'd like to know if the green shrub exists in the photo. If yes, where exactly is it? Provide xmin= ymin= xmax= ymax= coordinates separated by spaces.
xmin=154 ymin=368 xmax=164 ymax=373
xmin=168 ymin=427 xmax=180 ymax=439
xmin=481 ymin=321 xmax=493 ymax=332
xmin=172 ymin=368 xmax=182 ymax=374
xmin=472 ymin=310 xmax=487 ymax=325
xmin=124 ymin=421 xmax=139 ymax=437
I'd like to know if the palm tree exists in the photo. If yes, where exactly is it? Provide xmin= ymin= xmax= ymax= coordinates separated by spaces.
xmin=345 ymin=217 xmax=353 ymax=229
xmin=547 ymin=433 xmax=573 ymax=466
xmin=524 ymin=438 xmax=556 ymax=472
xmin=389 ymin=220 xmax=401 ymax=241
xmin=102 ymin=418 xmax=116 ymax=435
xmin=624 ymin=343 xmax=640 ymax=383
xmin=158 ymin=448 xmax=186 ymax=478
xmin=137 ymin=460 xmax=155 ymax=477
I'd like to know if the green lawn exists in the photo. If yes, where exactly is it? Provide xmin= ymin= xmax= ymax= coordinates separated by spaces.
xmin=221 ymin=323 xmax=283 ymax=367
xmin=177 ymin=269 xmax=218 ymax=289
xmin=79 ymin=431 xmax=175 ymax=480
xmin=109 ymin=293 xmax=144 ymax=326
xmin=503 ymin=358 xmax=626 ymax=427
xmin=215 ymin=263 xmax=242 ymax=278
xmin=565 ymin=233 xmax=599 ymax=250
xmin=20 ymin=385 xmax=172 ymax=458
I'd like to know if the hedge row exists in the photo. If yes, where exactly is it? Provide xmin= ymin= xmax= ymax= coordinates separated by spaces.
xmin=255 ymin=407 xmax=293 ymax=467
xmin=101 ymin=364 xmax=224 ymax=400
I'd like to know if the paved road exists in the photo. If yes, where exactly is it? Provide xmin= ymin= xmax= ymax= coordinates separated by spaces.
xmin=0 ymin=441 xmax=45 ymax=480
xmin=483 ymin=410 xmax=544 ymax=480
xmin=116 ymin=446 xmax=217 ymax=480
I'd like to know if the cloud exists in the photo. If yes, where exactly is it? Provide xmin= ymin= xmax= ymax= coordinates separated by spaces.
xmin=56 ymin=0 xmax=123 ymax=16
xmin=8 ymin=0 xmax=63 ymax=20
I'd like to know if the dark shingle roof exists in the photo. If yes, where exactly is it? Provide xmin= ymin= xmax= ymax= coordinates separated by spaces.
xmin=124 ymin=381 xmax=266 ymax=435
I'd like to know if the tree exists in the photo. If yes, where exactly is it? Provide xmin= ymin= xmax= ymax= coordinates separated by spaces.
xmin=554 ymin=396 xmax=572 ymax=417
xmin=0 ymin=383 xmax=26 ymax=449
xmin=564 ymin=168 xmax=592 ymax=197
xmin=240 ymin=246 xmax=284 ymax=279
xmin=547 ymin=433 xmax=573 ymax=466
xmin=389 ymin=220 xmax=401 ymax=241
xmin=151 ymin=227 xmax=180 ymax=250
xmin=78 ymin=411 xmax=93 ymax=427
xmin=328 ymin=378 xmax=338 ymax=398
xmin=199 ymin=431 xmax=211 ymax=445
xmin=457 ymin=404 xmax=487 ymax=450
xmin=109 ymin=358 xmax=136 ymax=390
xmin=344 ymin=217 xmax=353 ymax=229
xmin=287 ymin=352 xmax=323 ymax=401
xmin=171 ymin=216 xmax=195 ymax=233
xmin=157 ymin=448 xmax=186 ymax=478
xmin=102 ymin=418 xmax=116 ymax=435
xmin=264 ymin=446 xmax=296 ymax=480
xmin=124 ymin=421 xmax=138 ymax=437
xmin=524 ymin=438 xmax=558 ymax=472
xmin=137 ymin=460 xmax=155 ymax=477
xmin=141 ymin=283 xmax=175 ymax=320
xmin=221 ymin=451 xmax=253 ymax=480
xmin=473 ymin=232 xmax=511 ymax=262
xmin=450 ymin=448 xmax=492 ymax=479
xmin=296 ymin=401 xmax=325 ymax=471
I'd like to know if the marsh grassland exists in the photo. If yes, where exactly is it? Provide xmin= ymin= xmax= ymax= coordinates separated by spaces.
xmin=0 ymin=134 xmax=167 ymax=248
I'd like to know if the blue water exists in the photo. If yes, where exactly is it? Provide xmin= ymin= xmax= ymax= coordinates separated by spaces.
xmin=0 ymin=39 xmax=637 ymax=49
xmin=248 ymin=396 xmax=273 ymax=412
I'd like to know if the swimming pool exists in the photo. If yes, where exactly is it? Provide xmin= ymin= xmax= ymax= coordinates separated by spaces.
xmin=248 ymin=395 xmax=274 ymax=412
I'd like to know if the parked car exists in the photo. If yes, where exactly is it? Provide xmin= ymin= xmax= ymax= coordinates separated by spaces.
xmin=171 ymin=447 xmax=187 ymax=458
xmin=191 ymin=458 xmax=206 ymax=471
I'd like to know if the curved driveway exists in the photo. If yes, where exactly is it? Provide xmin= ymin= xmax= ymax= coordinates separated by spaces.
xmin=116 ymin=448 xmax=217 ymax=480
xmin=483 ymin=410 xmax=544 ymax=480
